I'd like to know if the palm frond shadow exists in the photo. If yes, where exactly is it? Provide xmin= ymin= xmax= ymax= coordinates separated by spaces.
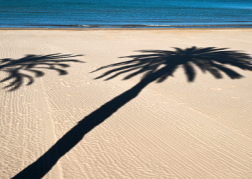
xmin=94 ymin=46 xmax=252 ymax=83
xmin=0 ymin=53 xmax=84 ymax=91
xmin=12 ymin=47 xmax=252 ymax=179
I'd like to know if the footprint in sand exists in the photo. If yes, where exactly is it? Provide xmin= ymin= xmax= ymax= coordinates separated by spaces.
xmin=210 ymin=88 xmax=222 ymax=90
xmin=231 ymin=97 xmax=240 ymax=99
xmin=60 ymin=81 xmax=70 ymax=87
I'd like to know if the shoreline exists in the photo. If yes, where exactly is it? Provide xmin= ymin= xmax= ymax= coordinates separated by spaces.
xmin=1 ymin=23 xmax=252 ymax=31
xmin=0 ymin=23 xmax=252 ymax=29
xmin=1 ymin=27 xmax=252 ymax=31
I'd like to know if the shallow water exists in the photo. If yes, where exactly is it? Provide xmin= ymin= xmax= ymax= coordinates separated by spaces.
xmin=0 ymin=0 xmax=252 ymax=28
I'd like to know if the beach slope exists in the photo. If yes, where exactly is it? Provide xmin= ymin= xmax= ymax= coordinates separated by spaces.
xmin=0 ymin=29 xmax=252 ymax=179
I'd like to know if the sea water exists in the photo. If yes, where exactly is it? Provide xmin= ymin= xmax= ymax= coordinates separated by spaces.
xmin=0 ymin=0 xmax=252 ymax=28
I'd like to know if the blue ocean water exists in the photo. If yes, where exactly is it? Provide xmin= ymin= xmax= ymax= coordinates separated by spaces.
xmin=0 ymin=0 xmax=252 ymax=28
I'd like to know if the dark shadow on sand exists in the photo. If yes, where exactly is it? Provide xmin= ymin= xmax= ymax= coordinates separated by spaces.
xmin=12 ymin=47 xmax=252 ymax=179
xmin=0 ymin=53 xmax=84 ymax=91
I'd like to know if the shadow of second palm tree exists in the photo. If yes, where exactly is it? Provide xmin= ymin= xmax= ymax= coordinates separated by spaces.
xmin=0 ymin=53 xmax=84 ymax=91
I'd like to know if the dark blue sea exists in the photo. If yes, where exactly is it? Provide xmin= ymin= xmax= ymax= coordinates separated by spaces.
xmin=1 ymin=0 xmax=252 ymax=28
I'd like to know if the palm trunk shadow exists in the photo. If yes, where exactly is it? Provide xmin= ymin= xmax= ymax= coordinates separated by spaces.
xmin=12 ymin=74 xmax=157 ymax=179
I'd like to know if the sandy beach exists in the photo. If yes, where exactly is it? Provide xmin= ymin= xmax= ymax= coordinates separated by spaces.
xmin=1 ymin=29 xmax=252 ymax=179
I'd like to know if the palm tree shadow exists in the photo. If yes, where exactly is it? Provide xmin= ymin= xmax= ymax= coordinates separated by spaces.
xmin=0 ymin=53 xmax=84 ymax=91
xmin=12 ymin=47 xmax=252 ymax=179
xmin=94 ymin=46 xmax=252 ymax=83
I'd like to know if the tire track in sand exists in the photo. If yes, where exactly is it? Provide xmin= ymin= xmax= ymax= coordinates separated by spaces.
xmin=40 ymin=78 xmax=64 ymax=179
